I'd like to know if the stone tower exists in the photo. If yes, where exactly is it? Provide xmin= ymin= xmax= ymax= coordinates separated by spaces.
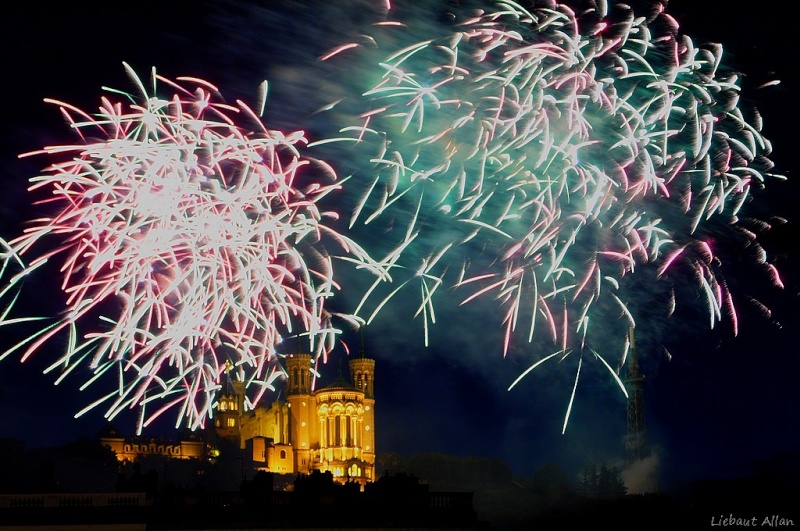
xmin=349 ymin=352 xmax=376 ymax=469
xmin=286 ymin=352 xmax=313 ymax=470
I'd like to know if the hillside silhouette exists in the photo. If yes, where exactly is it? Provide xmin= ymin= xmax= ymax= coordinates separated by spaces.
xmin=1 ymin=433 xmax=798 ymax=529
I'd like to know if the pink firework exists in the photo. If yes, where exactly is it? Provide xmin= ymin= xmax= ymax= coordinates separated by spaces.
xmin=2 ymin=63 xmax=376 ymax=430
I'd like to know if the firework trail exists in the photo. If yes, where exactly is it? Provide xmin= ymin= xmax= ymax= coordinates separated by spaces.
xmin=318 ymin=0 xmax=785 ymax=428
xmin=0 ymin=63 xmax=380 ymax=431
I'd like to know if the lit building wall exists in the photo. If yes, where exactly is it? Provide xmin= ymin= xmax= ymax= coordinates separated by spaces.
xmin=266 ymin=443 xmax=294 ymax=474
xmin=239 ymin=402 xmax=291 ymax=449
xmin=100 ymin=435 xmax=205 ymax=462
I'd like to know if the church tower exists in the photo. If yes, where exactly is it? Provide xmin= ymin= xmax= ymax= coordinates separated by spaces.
xmin=215 ymin=359 xmax=244 ymax=441
xmin=286 ymin=352 xmax=313 ymax=472
xmin=349 ymin=345 xmax=376 ymax=471
xmin=624 ymin=327 xmax=650 ymax=463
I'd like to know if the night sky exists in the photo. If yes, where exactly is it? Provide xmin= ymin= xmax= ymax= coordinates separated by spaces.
xmin=0 ymin=0 xmax=797 ymax=493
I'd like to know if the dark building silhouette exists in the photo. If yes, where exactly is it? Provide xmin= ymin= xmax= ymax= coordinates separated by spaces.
xmin=0 ymin=470 xmax=485 ymax=530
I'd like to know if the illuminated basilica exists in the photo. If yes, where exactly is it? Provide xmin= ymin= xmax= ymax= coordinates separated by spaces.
xmin=102 ymin=351 xmax=377 ymax=487
xmin=216 ymin=352 xmax=376 ymax=486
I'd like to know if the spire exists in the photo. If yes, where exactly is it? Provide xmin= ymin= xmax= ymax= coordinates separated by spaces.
xmin=223 ymin=358 xmax=234 ymax=396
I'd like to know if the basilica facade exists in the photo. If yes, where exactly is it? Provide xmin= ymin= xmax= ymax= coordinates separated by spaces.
xmin=214 ymin=352 xmax=376 ymax=486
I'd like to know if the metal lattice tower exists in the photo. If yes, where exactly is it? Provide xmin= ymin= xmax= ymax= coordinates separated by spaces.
xmin=624 ymin=327 xmax=650 ymax=463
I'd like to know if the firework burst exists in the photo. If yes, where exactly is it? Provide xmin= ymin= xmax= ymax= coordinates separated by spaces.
xmin=0 ymin=63 xmax=379 ymax=430
xmin=318 ymin=0 xmax=785 ymax=428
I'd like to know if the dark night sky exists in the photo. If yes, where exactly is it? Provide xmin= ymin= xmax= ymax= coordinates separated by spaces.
xmin=0 ymin=0 xmax=797 ymax=492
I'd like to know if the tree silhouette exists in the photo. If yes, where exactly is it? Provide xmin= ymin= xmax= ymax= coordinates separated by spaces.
xmin=578 ymin=463 xmax=627 ymax=499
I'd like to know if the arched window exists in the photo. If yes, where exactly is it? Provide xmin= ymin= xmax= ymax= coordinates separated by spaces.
xmin=345 ymin=415 xmax=352 ymax=446
xmin=280 ymin=450 xmax=287 ymax=460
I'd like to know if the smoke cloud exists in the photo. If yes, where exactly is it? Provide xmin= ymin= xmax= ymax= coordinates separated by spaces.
xmin=622 ymin=452 xmax=661 ymax=494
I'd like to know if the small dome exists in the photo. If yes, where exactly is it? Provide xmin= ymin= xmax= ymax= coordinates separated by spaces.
xmin=319 ymin=374 xmax=358 ymax=392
